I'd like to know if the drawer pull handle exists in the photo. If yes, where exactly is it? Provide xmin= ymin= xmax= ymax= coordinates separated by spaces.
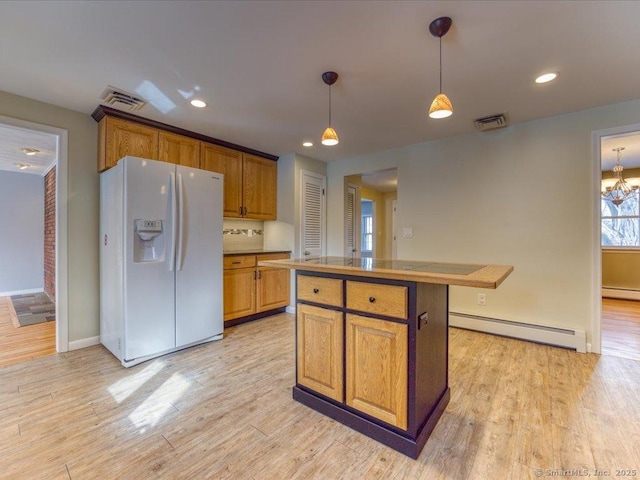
xmin=313 ymin=288 xmax=319 ymax=294
xmin=232 ymin=261 xmax=241 ymax=264
xmin=369 ymin=297 xmax=376 ymax=303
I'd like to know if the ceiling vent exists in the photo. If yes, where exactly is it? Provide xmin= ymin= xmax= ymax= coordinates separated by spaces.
xmin=474 ymin=112 xmax=509 ymax=131
xmin=100 ymin=86 xmax=146 ymax=111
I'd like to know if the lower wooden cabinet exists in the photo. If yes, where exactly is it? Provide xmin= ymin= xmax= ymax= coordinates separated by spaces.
xmin=346 ymin=313 xmax=408 ymax=430
xmin=223 ymin=268 xmax=256 ymax=321
xmin=223 ymin=252 xmax=290 ymax=324
xmin=296 ymin=304 xmax=343 ymax=402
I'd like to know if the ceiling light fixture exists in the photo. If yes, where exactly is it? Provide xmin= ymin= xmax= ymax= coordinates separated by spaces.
xmin=302 ymin=141 xmax=313 ymax=147
xmin=535 ymin=72 xmax=557 ymax=84
xmin=428 ymin=16 xmax=453 ymax=119
xmin=321 ymin=71 xmax=339 ymax=146
xmin=15 ymin=163 xmax=31 ymax=170
xmin=601 ymin=147 xmax=639 ymax=206
xmin=21 ymin=147 xmax=40 ymax=156
xmin=190 ymin=99 xmax=207 ymax=108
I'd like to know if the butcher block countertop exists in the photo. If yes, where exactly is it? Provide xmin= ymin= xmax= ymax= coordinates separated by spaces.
xmin=258 ymin=256 xmax=513 ymax=289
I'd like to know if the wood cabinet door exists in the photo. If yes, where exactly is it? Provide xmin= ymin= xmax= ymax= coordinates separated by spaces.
xmin=346 ymin=314 xmax=408 ymax=430
xmin=104 ymin=117 xmax=159 ymax=170
xmin=256 ymin=267 xmax=290 ymax=312
xmin=201 ymin=142 xmax=243 ymax=218
xmin=243 ymin=154 xmax=277 ymax=220
xmin=158 ymin=131 xmax=200 ymax=168
xmin=223 ymin=268 xmax=256 ymax=321
xmin=297 ymin=304 xmax=343 ymax=402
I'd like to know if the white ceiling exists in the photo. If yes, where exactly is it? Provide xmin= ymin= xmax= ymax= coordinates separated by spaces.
xmin=0 ymin=124 xmax=57 ymax=175
xmin=361 ymin=169 xmax=398 ymax=193
xmin=1 ymin=1 xmax=640 ymax=164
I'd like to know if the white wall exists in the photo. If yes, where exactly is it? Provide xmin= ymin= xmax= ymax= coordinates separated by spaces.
xmin=264 ymin=153 xmax=327 ymax=308
xmin=326 ymin=99 xmax=640 ymax=344
xmin=0 ymin=90 xmax=98 ymax=342
xmin=0 ymin=171 xmax=44 ymax=293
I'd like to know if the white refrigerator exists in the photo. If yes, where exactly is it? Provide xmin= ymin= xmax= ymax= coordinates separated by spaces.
xmin=100 ymin=156 xmax=224 ymax=367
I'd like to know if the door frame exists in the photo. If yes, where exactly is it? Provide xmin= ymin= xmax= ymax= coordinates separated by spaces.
xmin=591 ymin=121 xmax=640 ymax=354
xmin=0 ymin=115 xmax=68 ymax=352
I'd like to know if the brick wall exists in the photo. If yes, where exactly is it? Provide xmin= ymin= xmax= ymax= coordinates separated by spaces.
xmin=44 ymin=166 xmax=56 ymax=298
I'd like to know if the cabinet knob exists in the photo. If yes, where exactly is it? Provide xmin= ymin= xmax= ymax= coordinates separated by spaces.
xmin=369 ymin=297 xmax=376 ymax=303
xmin=313 ymin=288 xmax=319 ymax=294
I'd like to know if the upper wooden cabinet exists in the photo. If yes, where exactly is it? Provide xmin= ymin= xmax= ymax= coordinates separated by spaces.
xmin=201 ymin=144 xmax=277 ymax=220
xmin=158 ymin=131 xmax=200 ymax=168
xmin=94 ymin=106 xmax=278 ymax=220
xmin=200 ymin=143 xmax=244 ymax=218
xmin=243 ymin=154 xmax=277 ymax=220
xmin=98 ymin=117 xmax=159 ymax=171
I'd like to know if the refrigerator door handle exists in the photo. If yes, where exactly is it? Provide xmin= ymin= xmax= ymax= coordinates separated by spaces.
xmin=169 ymin=172 xmax=177 ymax=272
xmin=176 ymin=173 xmax=185 ymax=271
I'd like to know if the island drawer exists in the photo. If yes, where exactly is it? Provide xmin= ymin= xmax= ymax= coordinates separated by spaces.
xmin=224 ymin=255 xmax=257 ymax=270
xmin=297 ymin=275 xmax=343 ymax=307
xmin=346 ymin=281 xmax=408 ymax=320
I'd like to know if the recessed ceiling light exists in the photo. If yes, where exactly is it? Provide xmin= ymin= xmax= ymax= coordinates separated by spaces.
xmin=15 ymin=163 xmax=31 ymax=170
xmin=302 ymin=141 xmax=313 ymax=147
xmin=190 ymin=99 xmax=207 ymax=108
xmin=21 ymin=147 xmax=40 ymax=156
xmin=535 ymin=72 xmax=557 ymax=84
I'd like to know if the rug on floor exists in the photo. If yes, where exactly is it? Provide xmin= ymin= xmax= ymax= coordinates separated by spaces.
xmin=9 ymin=292 xmax=55 ymax=327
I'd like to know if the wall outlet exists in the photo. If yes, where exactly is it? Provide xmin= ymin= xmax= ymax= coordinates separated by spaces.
xmin=402 ymin=227 xmax=413 ymax=238
xmin=477 ymin=293 xmax=487 ymax=306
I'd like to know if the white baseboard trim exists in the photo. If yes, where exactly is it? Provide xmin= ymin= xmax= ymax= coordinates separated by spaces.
xmin=602 ymin=288 xmax=640 ymax=301
xmin=450 ymin=312 xmax=587 ymax=353
xmin=286 ymin=305 xmax=296 ymax=314
xmin=68 ymin=336 xmax=100 ymax=351
xmin=0 ymin=288 xmax=43 ymax=297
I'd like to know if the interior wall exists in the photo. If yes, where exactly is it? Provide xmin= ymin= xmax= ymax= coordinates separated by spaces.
xmin=0 ymin=170 xmax=44 ymax=294
xmin=383 ymin=192 xmax=397 ymax=259
xmin=264 ymin=153 xmax=327 ymax=308
xmin=0 ymin=90 xmax=98 ymax=342
xmin=326 ymin=99 xmax=640 ymax=345
xmin=602 ymin=250 xmax=640 ymax=290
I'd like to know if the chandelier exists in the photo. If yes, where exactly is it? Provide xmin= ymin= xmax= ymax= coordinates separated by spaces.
xmin=601 ymin=147 xmax=639 ymax=206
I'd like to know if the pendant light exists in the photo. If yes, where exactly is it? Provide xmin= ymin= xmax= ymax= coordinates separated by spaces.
xmin=321 ymin=71 xmax=339 ymax=146
xmin=428 ymin=16 xmax=453 ymax=119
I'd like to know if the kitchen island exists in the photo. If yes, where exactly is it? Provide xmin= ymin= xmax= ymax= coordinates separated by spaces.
xmin=258 ymin=256 xmax=513 ymax=458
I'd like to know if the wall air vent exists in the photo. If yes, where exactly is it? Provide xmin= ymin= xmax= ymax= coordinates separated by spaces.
xmin=473 ymin=112 xmax=509 ymax=131
xmin=100 ymin=86 xmax=146 ymax=111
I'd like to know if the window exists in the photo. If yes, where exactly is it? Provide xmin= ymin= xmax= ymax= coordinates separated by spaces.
xmin=361 ymin=199 xmax=373 ymax=257
xmin=601 ymin=191 xmax=640 ymax=247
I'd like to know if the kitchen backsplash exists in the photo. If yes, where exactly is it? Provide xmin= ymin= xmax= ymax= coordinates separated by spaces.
xmin=223 ymin=219 xmax=264 ymax=251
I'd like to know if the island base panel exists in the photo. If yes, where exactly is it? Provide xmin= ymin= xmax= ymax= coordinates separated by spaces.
xmin=293 ymin=385 xmax=450 ymax=459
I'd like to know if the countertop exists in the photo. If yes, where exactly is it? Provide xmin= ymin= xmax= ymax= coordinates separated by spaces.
xmin=258 ymin=256 xmax=513 ymax=289
xmin=223 ymin=249 xmax=291 ymax=256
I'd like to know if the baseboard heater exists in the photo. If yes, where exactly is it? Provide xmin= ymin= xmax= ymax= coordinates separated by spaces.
xmin=449 ymin=312 xmax=587 ymax=353
xmin=602 ymin=288 xmax=640 ymax=301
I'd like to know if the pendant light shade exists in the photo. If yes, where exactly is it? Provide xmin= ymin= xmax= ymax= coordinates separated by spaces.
xmin=321 ymin=71 xmax=339 ymax=146
xmin=321 ymin=127 xmax=339 ymax=146
xmin=429 ymin=93 xmax=453 ymax=119
xmin=428 ymin=17 xmax=453 ymax=119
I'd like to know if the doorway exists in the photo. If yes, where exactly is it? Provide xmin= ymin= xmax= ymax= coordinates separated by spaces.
xmin=0 ymin=115 xmax=68 ymax=364
xmin=344 ymin=168 xmax=397 ymax=259
xmin=594 ymin=125 xmax=640 ymax=360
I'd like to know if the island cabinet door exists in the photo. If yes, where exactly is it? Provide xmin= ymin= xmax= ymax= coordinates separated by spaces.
xmin=345 ymin=313 xmax=408 ymax=430
xmin=296 ymin=304 xmax=343 ymax=402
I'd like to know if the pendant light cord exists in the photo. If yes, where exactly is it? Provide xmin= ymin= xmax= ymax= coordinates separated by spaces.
xmin=328 ymin=85 xmax=332 ymax=127
xmin=439 ymin=37 xmax=443 ymax=94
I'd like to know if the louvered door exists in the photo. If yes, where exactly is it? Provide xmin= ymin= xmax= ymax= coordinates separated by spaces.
xmin=345 ymin=184 xmax=359 ymax=258
xmin=301 ymin=171 xmax=326 ymax=258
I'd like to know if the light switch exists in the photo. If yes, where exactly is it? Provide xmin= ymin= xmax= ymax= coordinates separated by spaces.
xmin=402 ymin=227 xmax=413 ymax=238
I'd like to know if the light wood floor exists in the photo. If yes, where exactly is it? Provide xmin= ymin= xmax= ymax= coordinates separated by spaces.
xmin=1 ymin=314 xmax=639 ymax=479
xmin=0 ymin=296 xmax=56 ymax=368
xmin=602 ymin=297 xmax=640 ymax=361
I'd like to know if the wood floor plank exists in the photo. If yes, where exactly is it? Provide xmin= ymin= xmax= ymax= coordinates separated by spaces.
xmin=1 ymin=313 xmax=640 ymax=479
